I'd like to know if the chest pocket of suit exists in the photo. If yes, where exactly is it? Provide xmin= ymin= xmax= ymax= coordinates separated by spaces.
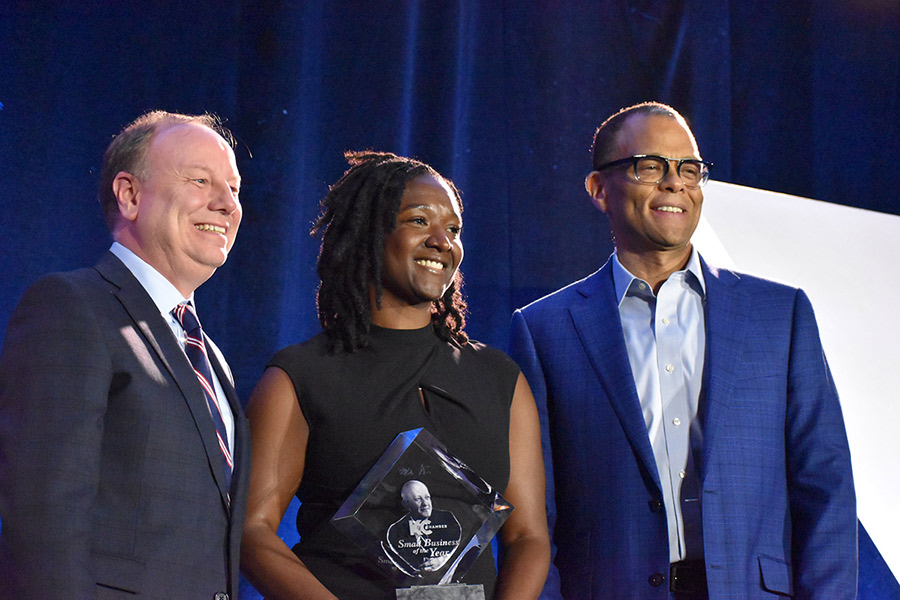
xmin=96 ymin=583 xmax=138 ymax=598
xmin=758 ymin=554 xmax=793 ymax=596
xmin=734 ymin=357 xmax=785 ymax=381
xmin=92 ymin=550 xmax=144 ymax=597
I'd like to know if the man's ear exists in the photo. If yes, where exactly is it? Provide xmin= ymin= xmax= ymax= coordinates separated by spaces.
xmin=112 ymin=171 xmax=140 ymax=222
xmin=585 ymin=171 xmax=609 ymax=213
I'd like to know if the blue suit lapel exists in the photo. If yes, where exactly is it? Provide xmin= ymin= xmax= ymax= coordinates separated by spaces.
xmin=699 ymin=258 xmax=745 ymax=477
xmin=569 ymin=261 xmax=661 ymax=491
xmin=94 ymin=252 xmax=234 ymax=507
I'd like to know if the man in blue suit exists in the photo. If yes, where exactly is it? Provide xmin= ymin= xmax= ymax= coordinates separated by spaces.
xmin=510 ymin=102 xmax=856 ymax=599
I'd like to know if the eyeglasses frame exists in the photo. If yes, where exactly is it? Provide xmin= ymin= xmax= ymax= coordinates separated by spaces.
xmin=594 ymin=154 xmax=713 ymax=189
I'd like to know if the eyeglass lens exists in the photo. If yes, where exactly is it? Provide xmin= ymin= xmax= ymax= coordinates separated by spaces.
xmin=635 ymin=157 xmax=706 ymax=187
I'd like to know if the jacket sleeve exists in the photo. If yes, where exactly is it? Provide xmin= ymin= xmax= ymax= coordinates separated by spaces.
xmin=785 ymin=289 xmax=857 ymax=599
xmin=510 ymin=309 xmax=564 ymax=600
xmin=0 ymin=275 xmax=110 ymax=600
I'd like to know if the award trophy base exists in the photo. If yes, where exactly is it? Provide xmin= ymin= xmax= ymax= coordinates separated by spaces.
xmin=396 ymin=584 xmax=485 ymax=600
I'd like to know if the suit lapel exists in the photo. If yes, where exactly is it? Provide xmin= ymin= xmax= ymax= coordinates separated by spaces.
xmin=94 ymin=252 xmax=233 ymax=506
xmin=569 ymin=261 xmax=661 ymax=490
xmin=207 ymin=338 xmax=239 ymax=414
xmin=698 ymin=259 xmax=745 ymax=476
xmin=207 ymin=341 xmax=247 ymax=495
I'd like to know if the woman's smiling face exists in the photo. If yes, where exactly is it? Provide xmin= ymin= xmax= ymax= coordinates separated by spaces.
xmin=378 ymin=174 xmax=463 ymax=311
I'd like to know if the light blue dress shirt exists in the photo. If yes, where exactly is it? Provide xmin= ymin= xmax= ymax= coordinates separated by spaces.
xmin=613 ymin=249 xmax=706 ymax=563
xmin=109 ymin=242 xmax=235 ymax=455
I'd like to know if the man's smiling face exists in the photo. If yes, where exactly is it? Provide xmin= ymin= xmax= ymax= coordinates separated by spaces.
xmin=589 ymin=113 xmax=703 ymax=257
xmin=116 ymin=122 xmax=242 ymax=295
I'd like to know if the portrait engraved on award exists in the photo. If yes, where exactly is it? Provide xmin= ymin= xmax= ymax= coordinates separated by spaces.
xmin=383 ymin=480 xmax=462 ymax=575
xmin=331 ymin=428 xmax=513 ymax=590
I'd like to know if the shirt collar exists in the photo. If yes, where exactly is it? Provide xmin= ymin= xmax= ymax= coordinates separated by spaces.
xmin=612 ymin=247 xmax=707 ymax=306
xmin=109 ymin=242 xmax=192 ymax=316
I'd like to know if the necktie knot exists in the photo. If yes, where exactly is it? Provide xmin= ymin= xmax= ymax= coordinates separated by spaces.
xmin=172 ymin=302 xmax=202 ymax=338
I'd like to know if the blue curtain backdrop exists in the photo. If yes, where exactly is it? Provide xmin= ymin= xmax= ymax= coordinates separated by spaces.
xmin=1 ymin=1 xmax=898 ymax=597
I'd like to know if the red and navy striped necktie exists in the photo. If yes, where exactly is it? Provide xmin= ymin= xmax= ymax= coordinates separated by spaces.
xmin=172 ymin=302 xmax=233 ymax=492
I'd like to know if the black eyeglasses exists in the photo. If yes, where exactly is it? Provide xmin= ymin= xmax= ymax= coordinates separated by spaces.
xmin=595 ymin=154 xmax=713 ymax=189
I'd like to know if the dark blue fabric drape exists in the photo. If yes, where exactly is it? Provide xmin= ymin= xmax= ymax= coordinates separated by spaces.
xmin=1 ymin=1 xmax=897 ymax=597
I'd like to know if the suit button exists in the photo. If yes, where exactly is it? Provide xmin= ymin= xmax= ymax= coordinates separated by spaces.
xmin=214 ymin=594 xmax=229 ymax=600
xmin=649 ymin=572 xmax=666 ymax=587
xmin=648 ymin=498 xmax=664 ymax=513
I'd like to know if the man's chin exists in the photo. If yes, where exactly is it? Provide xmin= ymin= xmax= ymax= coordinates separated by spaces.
xmin=196 ymin=251 xmax=230 ymax=269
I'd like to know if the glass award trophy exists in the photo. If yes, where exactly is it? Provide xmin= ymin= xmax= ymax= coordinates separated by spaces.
xmin=331 ymin=428 xmax=513 ymax=599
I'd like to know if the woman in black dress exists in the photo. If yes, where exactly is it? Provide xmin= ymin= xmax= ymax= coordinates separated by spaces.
xmin=240 ymin=151 xmax=550 ymax=599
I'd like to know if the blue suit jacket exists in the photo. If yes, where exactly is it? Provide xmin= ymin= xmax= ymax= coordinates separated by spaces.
xmin=510 ymin=255 xmax=856 ymax=600
xmin=0 ymin=252 xmax=250 ymax=599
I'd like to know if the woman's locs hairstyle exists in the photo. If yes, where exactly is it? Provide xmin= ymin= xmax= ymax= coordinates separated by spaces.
xmin=311 ymin=150 xmax=468 ymax=353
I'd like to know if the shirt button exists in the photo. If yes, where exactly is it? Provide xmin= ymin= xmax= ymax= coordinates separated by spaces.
xmin=662 ymin=317 xmax=670 ymax=325
xmin=673 ymin=417 xmax=681 ymax=426
xmin=638 ymin=282 xmax=647 ymax=291
xmin=649 ymin=572 xmax=666 ymax=587
xmin=680 ymin=470 xmax=687 ymax=479
xmin=665 ymin=363 xmax=675 ymax=373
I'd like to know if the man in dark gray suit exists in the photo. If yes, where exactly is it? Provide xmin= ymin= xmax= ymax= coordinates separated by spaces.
xmin=0 ymin=110 xmax=249 ymax=599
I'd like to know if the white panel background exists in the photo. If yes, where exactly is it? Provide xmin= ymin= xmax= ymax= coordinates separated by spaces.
xmin=693 ymin=181 xmax=900 ymax=578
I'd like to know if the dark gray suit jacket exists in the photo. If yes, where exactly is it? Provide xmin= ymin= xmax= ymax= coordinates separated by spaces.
xmin=0 ymin=252 xmax=250 ymax=600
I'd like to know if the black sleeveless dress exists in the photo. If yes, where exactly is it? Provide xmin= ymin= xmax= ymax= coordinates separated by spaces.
xmin=268 ymin=324 xmax=520 ymax=599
